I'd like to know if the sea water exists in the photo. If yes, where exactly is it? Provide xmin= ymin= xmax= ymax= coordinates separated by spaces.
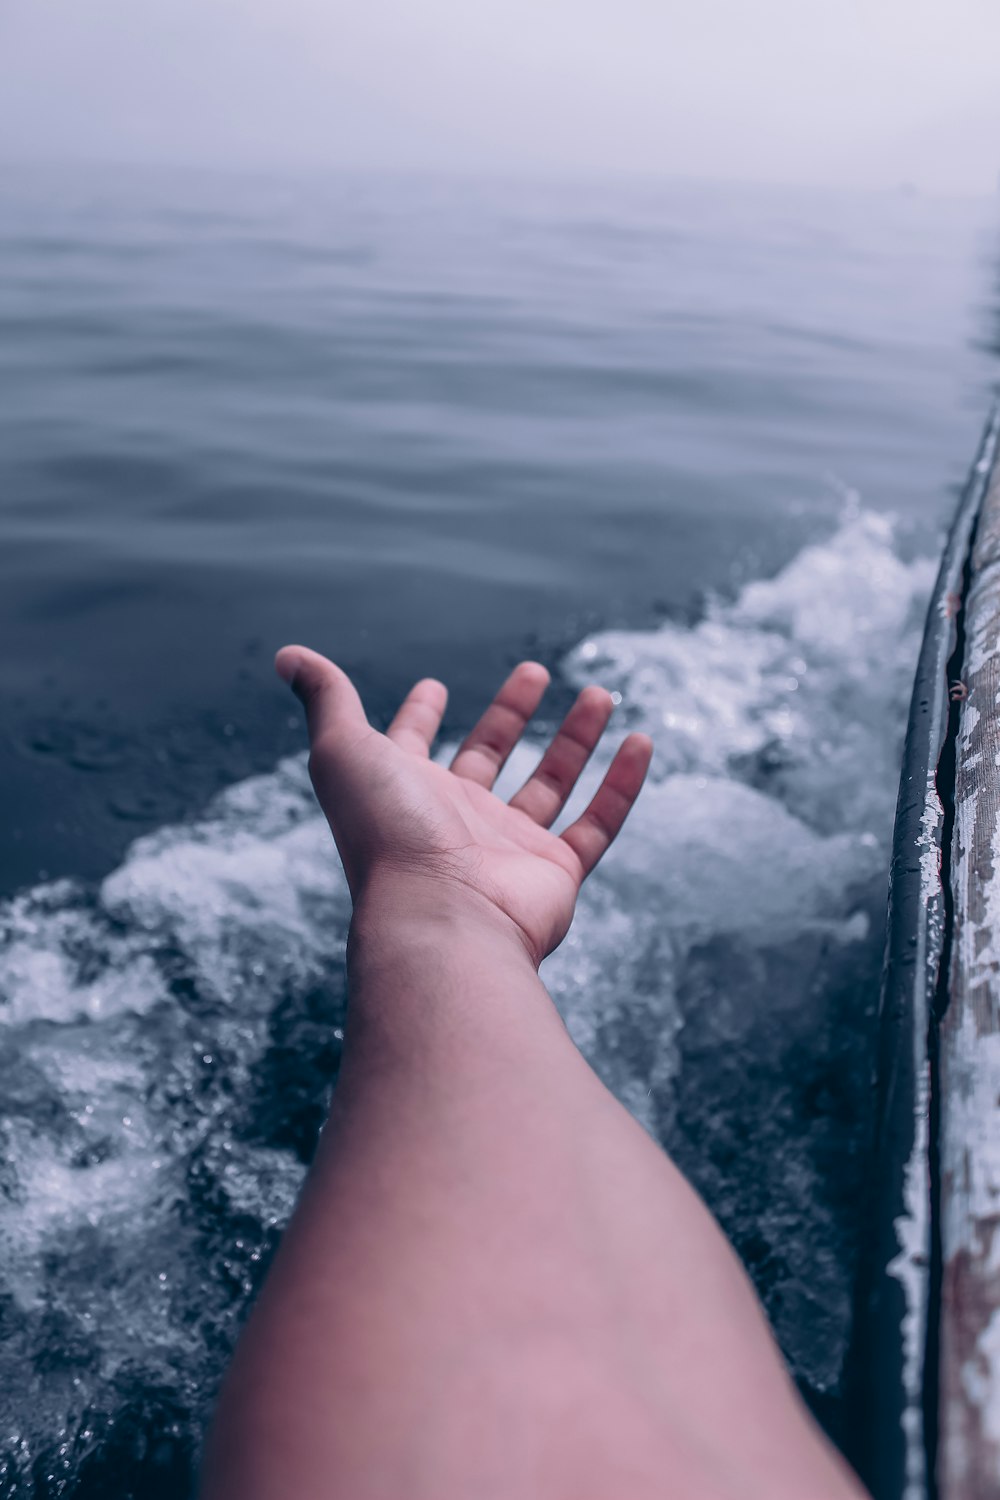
xmin=0 ymin=164 xmax=997 ymax=1495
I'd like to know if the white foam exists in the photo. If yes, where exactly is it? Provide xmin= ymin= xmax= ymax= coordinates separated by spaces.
xmin=563 ymin=506 xmax=934 ymax=839
xmin=0 ymin=499 xmax=934 ymax=1438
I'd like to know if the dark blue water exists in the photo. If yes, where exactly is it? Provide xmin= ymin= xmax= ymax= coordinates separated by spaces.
xmin=1 ymin=165 xmax=995 ymax=889
xmin=0 ymin=163 xmax=997 ymax=1496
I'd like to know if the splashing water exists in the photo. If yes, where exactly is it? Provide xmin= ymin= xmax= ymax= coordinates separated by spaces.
xmin=0 ymin=504 xmax=934 ymax=1495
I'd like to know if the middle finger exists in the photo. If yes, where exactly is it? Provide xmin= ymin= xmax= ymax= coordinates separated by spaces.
xmin=508 ymin=685 xmax=614 ymax=826
xmin=450 ymin=661 xmax=550 ymax=788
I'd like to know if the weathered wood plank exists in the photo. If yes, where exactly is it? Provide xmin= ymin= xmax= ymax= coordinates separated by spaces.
xmin=940 ymin=440 xmax=1000 ymax=1498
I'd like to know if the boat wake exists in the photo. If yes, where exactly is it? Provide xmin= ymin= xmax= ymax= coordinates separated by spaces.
xmin=0 ymin=503 xmax=935 ymax=1494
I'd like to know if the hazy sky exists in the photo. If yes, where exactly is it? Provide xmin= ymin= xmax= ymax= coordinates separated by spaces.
xmin=3 ymin=0 xmax=999 ymax=193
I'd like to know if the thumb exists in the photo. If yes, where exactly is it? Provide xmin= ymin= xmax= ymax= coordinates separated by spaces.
xmin=275 ymin=645 xmax=369 ymax=745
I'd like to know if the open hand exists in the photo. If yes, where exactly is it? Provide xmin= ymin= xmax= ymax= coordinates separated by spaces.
xmin=276 ymin=648 xmax=652 ymax=967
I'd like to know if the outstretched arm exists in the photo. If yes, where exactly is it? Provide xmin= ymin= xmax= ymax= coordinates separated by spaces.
xmin=200 ymin=652 xmax=865 ymax=1500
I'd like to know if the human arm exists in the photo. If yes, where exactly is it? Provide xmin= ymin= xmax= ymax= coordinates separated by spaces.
xmin=200 ymin=652 xmax=867 ymax=1500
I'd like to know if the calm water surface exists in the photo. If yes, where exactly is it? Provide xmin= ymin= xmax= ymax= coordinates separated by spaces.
xmin=0 ymin=165 xmax=997 ymax=1495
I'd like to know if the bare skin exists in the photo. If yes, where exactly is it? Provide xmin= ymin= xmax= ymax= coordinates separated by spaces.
xmin=200 ymin=650 xmax=868 ymax=1500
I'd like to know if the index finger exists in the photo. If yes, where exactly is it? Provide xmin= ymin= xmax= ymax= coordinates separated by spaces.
xmin=386 ymin=678 xmax=449 ymax=757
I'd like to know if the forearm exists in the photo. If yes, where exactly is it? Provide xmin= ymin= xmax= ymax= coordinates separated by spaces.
xmin=342 ymin=874 xmax=572 ymax=1072
xmin=203 ymin=883 xmax=863 ymax=1500
xmin=202 ymin=888 xmax=585 ymax=1499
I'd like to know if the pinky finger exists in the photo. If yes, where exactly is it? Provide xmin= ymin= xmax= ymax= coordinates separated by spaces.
xmin=560 ymin=733 xmax=653 ymax=878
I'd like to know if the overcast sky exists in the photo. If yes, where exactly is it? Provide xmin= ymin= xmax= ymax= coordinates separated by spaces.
xmin=2 ymin=0 xmax=999 ymax=194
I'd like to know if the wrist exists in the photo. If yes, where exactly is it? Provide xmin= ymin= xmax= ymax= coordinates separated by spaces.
xmin=347 ymin=868 xmax=537 ymax=977
xmin=339 ymin=870 xmax=567 ymax=1080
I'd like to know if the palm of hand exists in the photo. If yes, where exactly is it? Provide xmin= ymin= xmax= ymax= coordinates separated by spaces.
xmin=281 ymin=650 xmax=652 ymax=968
xmin=347 ymin=738 xmax=584 ymax=962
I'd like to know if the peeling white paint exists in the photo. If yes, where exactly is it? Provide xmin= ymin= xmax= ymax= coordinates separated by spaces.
xmin=941 ymin=1013 xmax=1000 ymax=1252
xmin=963 ymin=611 xmax=1000 ymax=680
xmin=961 ymin=703 xmax=981 ymax=751
xmin=918 ymin=770 xmax=943 ymax=906
xmin=941 ymin=453 xmax=1000 ymax=1488
xmin=942 ymin=1006 xmax=1000 ymax=1461
xmin=976 ymin=801 xmax=1000 ymax=990
xmin=952 ymin=785 xmax=980 ymax=937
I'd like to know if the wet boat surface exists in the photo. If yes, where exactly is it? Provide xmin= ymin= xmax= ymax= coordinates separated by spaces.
xmin=854 ymin=407 xmax=1000 ymax=1500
